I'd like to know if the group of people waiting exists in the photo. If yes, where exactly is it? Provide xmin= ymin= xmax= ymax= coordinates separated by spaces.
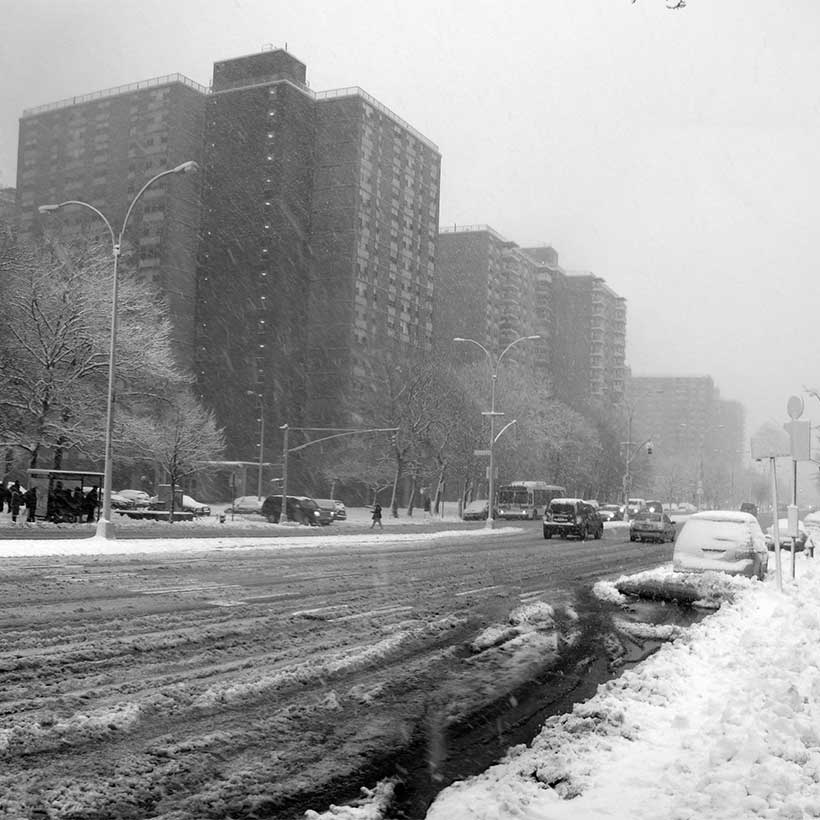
xmin=0 ymin=481 xmax=99 ymax=524
xmin=0 ymin=481 xmax=37 ymax=523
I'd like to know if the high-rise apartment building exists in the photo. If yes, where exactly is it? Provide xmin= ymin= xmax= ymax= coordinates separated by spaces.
xmin=434 ymin=230 xmax=626 ymax=405
xmin=15 ymin=48 xmax=441 ymax=462
xmin=434 ymin=226 xmax=543 ymax=374
xmin=626 ymin=375 xmax=746 ymax=504
xmin=15 ymin=75 xmax=206 ymax=368
xmin=195 ymin=48 xmax=441 ymax=457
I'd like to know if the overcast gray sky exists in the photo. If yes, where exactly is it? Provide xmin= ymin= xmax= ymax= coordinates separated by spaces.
xmin=3 ymin=0 xmax=820 ymax=441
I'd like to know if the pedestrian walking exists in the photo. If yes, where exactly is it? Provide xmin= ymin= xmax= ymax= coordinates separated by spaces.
xmin=370 ymin=503 xmax=383 ymax=530
xmin=423 ymin=492 xmax=432 ymax=520
xmin=9 ymin=481 xmax=23 ymax=523
xmin=23 ymin=486 xmax=37 ymax=523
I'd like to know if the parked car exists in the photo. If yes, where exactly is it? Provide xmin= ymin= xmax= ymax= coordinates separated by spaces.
xmin=227 ymin=496 xmax=265 ymax=515
xmin=673 ymin=510 xmax=768 ymax=580
xmin=331 ymin=499 xmax=347 ymax=520
xmin=311 ymin=499 xmax=337 ymax=525
xmin=181 ymin=495 xmax=211 ymax=516
xmin=543 ymin=498 xmax=603 ymax=541
xmin=598 ymin=504 xmax=623 ymax=522
xmin=462 ymin=499 xmax=490 ymax=521
xmin=765 ymin=518 xmax=808 ymax=552
xmin=629 ymin=511 xmax=677 ymax=543
xmin=110 ymin=491 xmax=138 ymax=510
xmin=645 ymin=500 xmax=664 ymax=514
xmin=115 ymin=489 xmax=151 ymax=508
xmin=261 ymin=495 xmax=331 ymax=526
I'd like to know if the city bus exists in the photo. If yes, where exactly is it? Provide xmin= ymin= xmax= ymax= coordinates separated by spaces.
xmin=495 ymin=481 xmax=566 ymax=520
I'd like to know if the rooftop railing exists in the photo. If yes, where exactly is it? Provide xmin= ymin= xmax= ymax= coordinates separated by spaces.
xmin=22 ymin=74 xmax=208 ymax=117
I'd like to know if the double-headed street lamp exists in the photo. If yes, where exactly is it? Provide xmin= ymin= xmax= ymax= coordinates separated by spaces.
xmin=246 ymin=391 xmax=265 ymax=499
xmin=453 ymin=334 xmax=540 ymax=529
xmin=39 ymin=160 xmax=199 ymax=538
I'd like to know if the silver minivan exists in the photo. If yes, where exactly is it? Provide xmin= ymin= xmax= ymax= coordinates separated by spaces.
xmin=673 ymin=510 xmax=768 ymax=580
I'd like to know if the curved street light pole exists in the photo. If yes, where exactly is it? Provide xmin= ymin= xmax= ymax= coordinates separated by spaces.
xmin=454 ymin=334 xmax=540 ymax=529
xmin=39 ymin=161 xmax=199 ymax=538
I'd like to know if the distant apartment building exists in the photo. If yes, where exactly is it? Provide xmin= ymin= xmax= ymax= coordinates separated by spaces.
xmin=626 ymin=375 xmax=745 ymax=479
xmin=545 ymin=266 xmax=627 ymax=406
xmin=15 ymin=75 xmax=206 ymax=369
xmin=434 ymin=230 xmax=626 ymax=406
xmin=434 ymin=226 xmax=542 ymax=374
xmin=195 ymin=49 xmax=441 ymax=458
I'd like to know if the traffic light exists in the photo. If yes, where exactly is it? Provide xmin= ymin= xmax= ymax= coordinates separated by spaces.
xmin=646 ymin=441 xmax=654 ymax=455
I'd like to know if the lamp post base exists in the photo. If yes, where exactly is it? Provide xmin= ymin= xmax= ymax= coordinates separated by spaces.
xmin=95 ymin=518 xmax=116 ymax=539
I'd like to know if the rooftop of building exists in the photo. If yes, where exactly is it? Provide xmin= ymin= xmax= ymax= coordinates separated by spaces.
xmin=20 ymin=47 xmax=439 ymax=154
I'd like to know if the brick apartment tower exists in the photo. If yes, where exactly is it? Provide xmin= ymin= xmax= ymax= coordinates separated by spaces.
xmin=434 ymin=226 xmax=543 ymax=376
xmin=195 ymin=48 xmax=441 ymax=459
xmin=15 ymin=76 xmax=206 ymax=369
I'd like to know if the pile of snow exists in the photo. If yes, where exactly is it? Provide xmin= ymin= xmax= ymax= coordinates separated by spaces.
xmin=426 ymin=555 xmax=820 ymax=820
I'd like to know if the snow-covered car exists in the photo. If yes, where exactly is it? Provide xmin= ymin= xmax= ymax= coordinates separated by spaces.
xmin=673 ymin=510 xmax=768 ymax=580
xmin=115 ymin=489 xmax=151 ymax=508
xmin=181 ymin=495 xmax=210 ymax=517
xmin=110 ymin=491 xmax=138 ymax=510
xmin=629 ymin=511 xmax=676 ymax=543
xmin=462 ymin=499 xmax=489 ymax=521
xmin=227 ymin=495 xmax=264 ymax=515
xmin=765 ymin=518 xmax=808 ymax=552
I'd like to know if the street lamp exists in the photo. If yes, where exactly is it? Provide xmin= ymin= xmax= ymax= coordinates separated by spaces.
xmin=39 ymin=160 xmax=199 ymax=538
xmin=453 ymin=334 xmax=540 ymax=529
xmin=246 ymin=391 xmax=265 ymax=499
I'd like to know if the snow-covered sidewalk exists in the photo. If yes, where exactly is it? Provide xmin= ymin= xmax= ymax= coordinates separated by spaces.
xmin=427 ymin=557 xmax=820 ymax=820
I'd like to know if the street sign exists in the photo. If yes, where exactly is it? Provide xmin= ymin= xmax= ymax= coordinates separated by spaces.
xmin=787 ymin=395 xmax=804 ymax=420
xmin=473 ymin=449 xmax=491 ymax=456
xmin=783 ymin=419 xmax=812 ymax=461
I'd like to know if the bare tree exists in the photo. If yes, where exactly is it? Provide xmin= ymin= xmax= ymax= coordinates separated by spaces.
xmin=129 ymin=389 xmax=225 ymax=521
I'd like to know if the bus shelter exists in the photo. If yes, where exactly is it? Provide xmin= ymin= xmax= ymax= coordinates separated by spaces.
xmin=26 ymin=468 xmax=104 ymax=523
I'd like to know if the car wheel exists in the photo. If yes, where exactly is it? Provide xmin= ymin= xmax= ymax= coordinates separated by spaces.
xmin=629 ymin=534 xmax=636 ymax=542
xmin=543 ymin=530 xmax=551 ymax=540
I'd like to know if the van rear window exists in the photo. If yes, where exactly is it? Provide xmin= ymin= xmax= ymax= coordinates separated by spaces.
xmin=551 ymin=503 xmax=576 ymax=515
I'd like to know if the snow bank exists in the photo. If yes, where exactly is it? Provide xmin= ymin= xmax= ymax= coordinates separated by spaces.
xmin=427 ymin=556 xmax=820 ymax=820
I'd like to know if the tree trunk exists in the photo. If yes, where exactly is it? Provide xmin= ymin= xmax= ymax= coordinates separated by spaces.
xmin=390 ymin=458 xmax=403 ymax=518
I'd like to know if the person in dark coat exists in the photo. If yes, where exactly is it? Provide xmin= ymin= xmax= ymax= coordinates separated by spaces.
xmin=84 ymin=486 xmax=99 ymax=523
xmin=23 ymin=486 xmax=37 ymax=523
xmin=9 ymin=481 xmax=23 ymax=523
xmin=0 ymin=483 xmax=8 ymax=513
xmin=370 ymin=503 xmax=383 ymax=530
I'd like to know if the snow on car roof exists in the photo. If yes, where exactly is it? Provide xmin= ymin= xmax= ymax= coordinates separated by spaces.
xmin=689 ymin=510 xmax=758 ymax=523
